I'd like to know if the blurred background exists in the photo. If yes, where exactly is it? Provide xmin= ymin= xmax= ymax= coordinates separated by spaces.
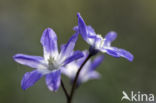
xmin=0 ymin=0 xmax=156 ymax=103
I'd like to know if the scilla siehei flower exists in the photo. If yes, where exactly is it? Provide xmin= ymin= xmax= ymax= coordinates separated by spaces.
xmin=13 ymin=28 xmax=83 ymax=91
xmin=74 ymin=13 xmax=134 ymax=61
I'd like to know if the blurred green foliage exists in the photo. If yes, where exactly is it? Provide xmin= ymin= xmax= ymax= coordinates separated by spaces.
xmin=0 ymin=0 xmax=156 ymax=103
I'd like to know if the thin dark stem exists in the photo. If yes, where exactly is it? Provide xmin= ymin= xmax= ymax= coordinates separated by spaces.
xmin=68 ymin=53 xmax=93 ymax=103
xmin=61 ymin=79 xmax=70 ymax=101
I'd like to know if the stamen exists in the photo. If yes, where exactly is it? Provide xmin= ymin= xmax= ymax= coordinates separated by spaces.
xmin=96 ymin=34 xmax=105 ymax=48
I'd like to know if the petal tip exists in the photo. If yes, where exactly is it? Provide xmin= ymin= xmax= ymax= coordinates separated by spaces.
xmin=21 ymin=86 xmax=27 ymax=91
xmin=13 ymin=54 xmax=22 ymax=61
xmin=21 ymin=71 xmax=42 ymax=91
xmin=109 ymin=31 xmax=117 ymax=35
xmin=119 ymin=49 xmax=134 ymax=62
xmin=45 ymin=27 xmax=52 ymax=31
xmin=105 ymin=31 xmax=118 ymax=42
xmin=77 ymin=12 xmax=81 ymax=17
xmin=128 ymin=54 xmax=134 ymax=62
xmin=13 ymin=54 xmax=17 ymax=60
xmin=45 ymin=70 xmax=61 ymax=92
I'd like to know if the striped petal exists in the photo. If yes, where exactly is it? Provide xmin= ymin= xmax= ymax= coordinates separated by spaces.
xmin=45 ymin=70 xmax=61 ymax=92
xmin=21 ymin=70 xmax=42 ymax=90
xmin=104 ymin=47 xmax=134 ymax=61
xmin=90 ymin=55 xmax=104 ymax=71
xmin=117 ymin=48 xmax=134 ymax=61
xmin=77 ymin=13 xmax=88 ymax=40
xmin=13 ymin=54 xmax=46 ymax=69
xmin=104 ymin=31 xmax=117 ymax=46
xmin=60 ymin=33 xmax=78 ymax=59
xmin=40 ymin=28 xmax=58 ymax=60
xmin=63 ymin=51 xmax=84 ymax=66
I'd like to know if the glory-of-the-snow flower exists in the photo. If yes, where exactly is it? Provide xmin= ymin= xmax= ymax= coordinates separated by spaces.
xmin=74 ymin=13 xmax=134 ymax=61
xmin=13 ymin=28 xmax=83 ymax=91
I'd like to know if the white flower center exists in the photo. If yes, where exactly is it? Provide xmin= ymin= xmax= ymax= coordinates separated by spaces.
xmin=48 ymin=57 xmax=60 ymax=70
xmin=95 ymin=34 xmax=105 ymax=49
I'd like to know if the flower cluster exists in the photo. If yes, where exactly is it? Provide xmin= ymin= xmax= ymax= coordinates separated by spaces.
xmin=13 ymin=13 xmax=133 ymax=102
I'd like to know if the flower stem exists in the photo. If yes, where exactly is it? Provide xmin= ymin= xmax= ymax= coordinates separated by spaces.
xmin=68 ymin=53 xmax=93 ymax=103
xmin=61 ymin=80 xmax=70 ymax=101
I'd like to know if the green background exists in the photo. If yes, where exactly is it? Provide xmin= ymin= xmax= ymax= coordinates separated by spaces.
xmin=0 ymin=0 xmax=156 ymax=103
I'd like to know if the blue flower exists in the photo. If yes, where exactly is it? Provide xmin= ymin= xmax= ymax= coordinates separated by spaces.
xmin=74 ymin=13 xmax=134 ymax=61
xmin=62 ymin=51 xmax=104 ymax=84
xmin=13 ymin=28 xmax=83 ymax=91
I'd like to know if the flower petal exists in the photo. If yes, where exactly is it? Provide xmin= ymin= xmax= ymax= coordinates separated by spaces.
xmin=60 ymin=44 xmax=65 ymax=51
xmin=60 ymin=33 xmax=78 ymax=59
xmin=21 ymin=70 xmax=42 ymax=90
xmin=62 ymin=51 xmax=88 ymax=80
xmin=105 ymin=47 xmax=134 ymax=61
xmin=90 ymin=55 xmax=104 ymax=71
xmin=76 ymin=13 xmax=97 ymax=47
xmin=105 ymin=47 xmax=120 ymax=57
xmin=76 ymin=50 xmax=89 ymax=65
xmin=80 ymin=66 xmax=100 ymax=83
xmin=13 ymin=54 xmax=46 ymax=69
xmin=62 ymin=62 xmax=78 ymax=79
xmin=73 ymin=26 xmax=78 ymax=31
xmin=73 ymin=25 xmax=95 ymax=35
xmin=40 ymin=28 xmax=58 ymax=60
xmin=63 ymin=51 xmax=84 ymax=66
xmin=117 ymin=48 xmax=134 ymax=61
xmin=87 ymin=26 xmax=96 ymax=34
xmin=77 ymin=13 xmax=88 ymax=40
xmin=104 ymin=31 xmax=117 ymax=46
xmin=79 ymin=59 xmax=101 ymax=83
xmin=45 ymin=70 xmax=61 ymax=92
xmin=87 ymin=71 xmax=101 ymax=80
